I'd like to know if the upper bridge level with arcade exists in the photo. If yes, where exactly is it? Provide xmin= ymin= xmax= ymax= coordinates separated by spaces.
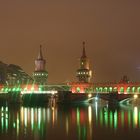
xmin=0 ymin=76 xmax=140 ymax=95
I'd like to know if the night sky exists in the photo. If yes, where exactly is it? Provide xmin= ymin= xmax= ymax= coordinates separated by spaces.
xmin=0 ymin=0 xmax=140 ymax=84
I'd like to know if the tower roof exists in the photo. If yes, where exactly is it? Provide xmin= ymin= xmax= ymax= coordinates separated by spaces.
xmin=81 ymin=41 xmax=86 ymax=58
xmin=38 ymin=45 xmax=43 ymax=59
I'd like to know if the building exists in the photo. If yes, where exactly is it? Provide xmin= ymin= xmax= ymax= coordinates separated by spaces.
xmin=69 ymin=42 xmax=93 ymax=93
xmin=94 ymin=75 xmax=140 ymax=94
xmin=32 ymin=45 xmax=48 ymax=85
xmin=6 ymin=64 xmax=33 ymax=85
xmin=0 ymin=61 xmax=32 ymax=85
xmin=76 ymin=42 xmax=92 ymax=83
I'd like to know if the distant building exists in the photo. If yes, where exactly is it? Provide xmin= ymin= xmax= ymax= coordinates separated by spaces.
xmin=0 ymin=61 xmax=32 ymax=85
xmin=32 ymin=45 xmax=48 ymax=85
xmin=7 ymin=64 xmax=32 ymax=85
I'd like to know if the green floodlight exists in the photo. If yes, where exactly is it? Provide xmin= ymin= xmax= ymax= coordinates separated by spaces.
xmin=5 ymin=88 xmax=8 ymax=92
xmin=16 ymin=87 xmax=21 ymax=92
xmin=8 ymin=88 xmax=11 ymax=92
xmin=12 ymin=88 xmax=16 ymax=92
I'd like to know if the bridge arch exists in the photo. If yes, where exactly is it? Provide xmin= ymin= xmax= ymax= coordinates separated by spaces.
xmin=137 ymin=87 xmax=140 ymax=93
xmin=120 ymin=87 xmax=124 ymax=93
xmin=109 ymin=87 xmax=113 ymax=92
xmin=131 ymin=87 xmax=136 ymax=93
xmin=99 ymin=87 xmax=103 ymax=92
xmin=126 ymin=87 xmax=130 ymax=93
xmin=103 ymin=87 xmax=108 ymax=92
xmin=113 ymin=87 xmax=118 ymax=92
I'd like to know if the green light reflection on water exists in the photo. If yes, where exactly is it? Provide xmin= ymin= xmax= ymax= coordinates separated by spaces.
xmin=104 ymin=110 xmax=108 ymax=127
xmin=99 ymin=110 xmax=103 ymax=126
xmin=38 ymin=108 xmax=41 ymax=130
xmin=31 ymin=108 xmax=34 ymax=130
xmin=128 ymin=110 xmax=131 ymax=129
xmin=121 ymin=111 xmax=124 ymax=128
xmin=82 ymin=126 xmax=86 ymax=140
xmin=139 ymin=111 xmax=140 ymax=128
xmin=77 ymin=108 xmax=80 ymax=126
xmin=114 ymin=111 xmax=117 ymax=130
xmin=5 ymin=107 xmax=8 ymax=112
xmin=5 ymin=118 xmax=8 ymax=132
xmin=76 ymin=108 xmax=81 ymax=140
xmin=109 ymin=111 xmax=113 ymax=129
xmin=13 ymin=122 xmax=16 ymax=128
xmin=1 ymin=116 xmax=4 ymax=133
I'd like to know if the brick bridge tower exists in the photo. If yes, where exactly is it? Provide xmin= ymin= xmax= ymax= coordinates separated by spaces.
xmin=33 ymin=45 xmax=48 ymax=85
xmin=76 ymin=42 xmax=92 ymax=83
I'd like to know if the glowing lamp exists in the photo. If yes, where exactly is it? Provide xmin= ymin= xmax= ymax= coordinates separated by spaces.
xmin=88 ymin=94 xmax=92 ymax=98
xmin=134 ymin=94 xmax=138 ymax=99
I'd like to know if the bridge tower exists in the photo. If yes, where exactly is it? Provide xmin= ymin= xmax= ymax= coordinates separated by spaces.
xmin=76 ymin=42 xmax=92 ymax=83
xmin=33 ymin=45 xmax=48 ymax=85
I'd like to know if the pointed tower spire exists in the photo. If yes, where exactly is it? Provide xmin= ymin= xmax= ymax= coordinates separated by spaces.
xmin=81 ymin=41 xmax=86 ymax=58
xmin=77 ymin=41 xmax=92 ymax=83
xmin=38 ymin=45 xmax=43 ymax=59
xmin=33 ymin=44 xmax=48 ymax=85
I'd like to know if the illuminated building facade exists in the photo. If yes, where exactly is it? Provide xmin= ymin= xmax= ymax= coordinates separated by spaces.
xmin=33 ymin=45 xmax=48 ymax=85
xmin=94 ymin=75 xmax=140 ymax=94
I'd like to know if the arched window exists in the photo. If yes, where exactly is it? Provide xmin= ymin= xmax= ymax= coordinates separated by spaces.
xmin=120 ymin=87 xmax=124 ymax=93
xmin=127 ymin=87 xmax=130 ymax=93
xmin=96 ymin=88 xmax=99 ymax=92
xmin=104 ymin=87 xmax=108 ymax=92
xmin=86 ymin=88 xmax=94 ymax=93
xmin=132 ymin=87 xmax=135 ymax=93
xmin=109 ymin=87 xmax=112 ymax=92
xmin=76 ymin=87 xmax=81 ymax=93
xmin=99 ymin=87 xmax=103 ymax=92
xmin=137 ymin=87 xmax=140 ymax=93
xmin=113 ymin=87 xmax=117 ymax=92
xmin=84 ymin=88 xmax=88 ymax=93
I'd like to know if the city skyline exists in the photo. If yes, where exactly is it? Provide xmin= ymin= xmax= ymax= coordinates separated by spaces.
xmin=0 ymin=0 xmax=140 ymax=83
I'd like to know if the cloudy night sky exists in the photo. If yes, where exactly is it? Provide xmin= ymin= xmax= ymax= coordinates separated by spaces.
xmin=0 ymin=0 xmax=140 ymax=83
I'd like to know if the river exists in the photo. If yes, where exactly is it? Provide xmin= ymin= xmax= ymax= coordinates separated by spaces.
xmin=0 ymin=99 xmax=140 ymax=140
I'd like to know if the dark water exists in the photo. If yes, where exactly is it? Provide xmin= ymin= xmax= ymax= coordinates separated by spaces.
xmin=0 ymin=99 xmax=140 ymax=140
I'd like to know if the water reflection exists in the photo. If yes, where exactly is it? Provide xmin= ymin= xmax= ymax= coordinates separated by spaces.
xmin=0 ymin=102 xmax=140 ymax=140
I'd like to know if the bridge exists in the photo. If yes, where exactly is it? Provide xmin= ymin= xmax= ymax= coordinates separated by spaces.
xmin=56 ymin=91 xmax=140 ymax=105
xmin=87 ymin=92 xmax=139 ymax=102
xmin=0 ymin=91 xmax=139 ymax=105
xmin=0 ymin=82 xmax=140 ymax=105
